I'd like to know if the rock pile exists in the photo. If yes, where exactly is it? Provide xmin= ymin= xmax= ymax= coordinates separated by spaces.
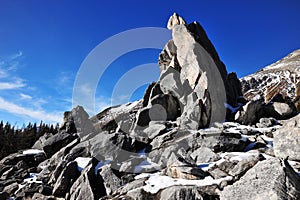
xmin=0 ymin=13 xmax=299 ymax=200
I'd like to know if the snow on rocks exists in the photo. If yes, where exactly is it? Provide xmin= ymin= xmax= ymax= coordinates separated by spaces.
xmin=220 ymin=151 xmax=259 ymax=162
xmin=22 ymin=149 xmax=45 ymax=155
xmin=23 ymin=173 xmax=42 ymax=184
xmin=135 ymin=172 xmax=232 ymax=194
xmin=74 ymin=157 xmax=92 ymax=171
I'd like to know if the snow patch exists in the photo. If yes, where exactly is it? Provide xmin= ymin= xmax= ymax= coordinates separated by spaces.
xmin=220 ymin=152 xmax=258 ymax=162
xmin=134 ymin=172 xmax=161 ymax=180
xmin=260 ymin=135 xmax=273 ymax=147
xmin=223 ymin=122 xmax=240 ymax=127
xmin=225 ymin=127 xmax=242 ymax=134
xmin=107 ymin=101 xmax=140 ymax=116
xmin=224 ymin=122 xmax=280 ymax=135
xmin=261 ymin=153 xmax=274 ymax=160
xmin=74 ymin=157 xmax=92 ymax=171
xmin=142 ymin=174 xmax=232 ymax=194
xmin=24 ymin=173 xmax=42 ymax=184
xmin=22 ymin=149 xmax=44 ymax=155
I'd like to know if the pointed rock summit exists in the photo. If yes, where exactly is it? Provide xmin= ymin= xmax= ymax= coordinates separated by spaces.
xmin=132 ymin=13 xmax=242 ymax=136
xmin=167 ymin=12 xmax=186 ymax=30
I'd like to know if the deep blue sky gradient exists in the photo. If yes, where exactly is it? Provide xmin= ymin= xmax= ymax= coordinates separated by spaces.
xmin=0 ymin=0 xmax=299 ymax=124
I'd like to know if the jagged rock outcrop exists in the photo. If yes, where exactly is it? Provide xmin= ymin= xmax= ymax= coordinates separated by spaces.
xmin=131 ymin=13 xmax=242 ymax=141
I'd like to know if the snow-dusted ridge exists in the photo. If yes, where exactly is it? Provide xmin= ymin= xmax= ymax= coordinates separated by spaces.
xmin=240 ymin=49 xmax=300 ymax=101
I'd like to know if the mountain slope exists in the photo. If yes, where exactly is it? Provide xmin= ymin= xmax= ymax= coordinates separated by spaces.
xmin=241 ymin=49 xmax=300 ymax=103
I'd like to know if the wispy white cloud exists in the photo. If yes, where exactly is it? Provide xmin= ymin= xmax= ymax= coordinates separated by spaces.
xmin=20 ymin=93 xmax=32 ymax=100
xmin=0 ymin=69 xmax=7 ymax=78
xmin=0 ymin=51 xmax=66 ymax=124
xmin=0 ymin=51 xmax=23 ymax=72
xmin=31 ymin=98 xmax=48 ymax=110
xmin=9 ymin=51 xmax=23 ymax=60
xmin=0 ymin=51 xmax=25 ymax=90
xmin=0 ymin=97 xmax=62 ymax=123
xmin=0 ymin=79 xmax=25 ymax=90
xmin=57 ymin=71 xmax=73 ymax=86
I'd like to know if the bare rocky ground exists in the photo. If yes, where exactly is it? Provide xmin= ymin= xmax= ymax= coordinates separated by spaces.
xmin=1 ymin=13 xmax=300 ymax=200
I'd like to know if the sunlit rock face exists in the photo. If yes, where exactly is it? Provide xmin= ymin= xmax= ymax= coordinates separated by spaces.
xmin=135 ymin=12 xmax=241 ymax=133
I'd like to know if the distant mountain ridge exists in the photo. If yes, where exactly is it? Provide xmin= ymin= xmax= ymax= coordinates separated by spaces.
xmin=240 ymin=49 xmax=300 ymax=103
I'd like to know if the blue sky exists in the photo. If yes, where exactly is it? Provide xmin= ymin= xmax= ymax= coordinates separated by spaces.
xmin=0 ymin=0 xmax=299 ymax=125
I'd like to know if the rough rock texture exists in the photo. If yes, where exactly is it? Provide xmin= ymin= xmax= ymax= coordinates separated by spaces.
xmin=256 ymin=117 xmax=277 ymax=128
xmin=43 ymin=133 xmax=78 ymax=158
xmin=165 ymin=153 xmax=207 ymax=180
xmin=266 ymin=102 xmax=296 ymax=119
xmin=274 ymin=114 xmax=300 ymax=161
xmin=235 ymin=100 xmax=297 ymax=125
xmin=31 ymin=193 xmax=56 ymax=200
xmin=68 ymin=164 xmax=96 ymax=200
xmin=99 ymin=164 xmax=122 ymax=196
xmin=159 ymin=186 xmax=206 ymax=200
xmin=32 ymin=133 xmax=54 ymax=150
xmin=190 ymin=147 xmax=220 ymax=163
xmin=71 ymin=106 xmax=96 ymax=139
xmin=52 ymin=161 xmax=80 ymax=197
xmin=220 ymin=158 xmax=300 ymax=200
xmin=235 ymin=100 xmax=265 ymax=125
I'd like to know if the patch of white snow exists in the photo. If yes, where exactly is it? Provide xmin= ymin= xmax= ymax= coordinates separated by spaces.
xmin=220 ymin=152 xmax=258 ymax=162
xmin=142 ymin=174 xmax=232 ymax=194
xmin=22 ymin=149 xmax=44 ymax=155
xmin=24 ymin=173 xmax=42 ymax=184
xmin=74 ymin=157 xmax=92 ymax=171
